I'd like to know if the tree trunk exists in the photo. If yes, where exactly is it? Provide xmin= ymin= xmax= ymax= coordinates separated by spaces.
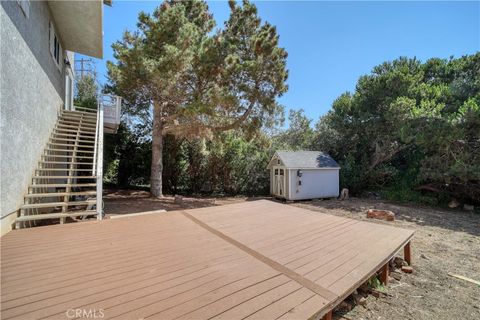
xmin=150 ymin=102 xmax=164 ymax=197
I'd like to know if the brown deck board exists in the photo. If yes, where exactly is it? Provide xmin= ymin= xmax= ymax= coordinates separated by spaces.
xmin=1 ymin=200 xmax=413 ymax=320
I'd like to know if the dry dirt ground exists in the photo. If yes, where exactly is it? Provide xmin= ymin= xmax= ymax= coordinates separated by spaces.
xmin=104 ymin=190 xmax=480 ymax=320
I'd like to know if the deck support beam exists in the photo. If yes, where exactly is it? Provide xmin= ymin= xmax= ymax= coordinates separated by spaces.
xmin=322 ymin=310 xmax=332 ymax=320
xmin=404 ymin=241 xmax=412 ymax=265
xmin=380 ymin=263 xmax=389 ymax=285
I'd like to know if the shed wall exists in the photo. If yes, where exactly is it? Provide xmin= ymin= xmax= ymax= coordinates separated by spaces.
xmin=269 ymin=168 xmax=274 ymax=195
xmin=1 ymin=1 xmax=65 ymax=234
xmin=287 ymin=169 xmax=339 ymax=200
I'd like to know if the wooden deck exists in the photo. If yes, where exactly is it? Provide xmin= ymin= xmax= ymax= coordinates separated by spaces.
xmin=1 ymin=200 xmax=414 ymax=320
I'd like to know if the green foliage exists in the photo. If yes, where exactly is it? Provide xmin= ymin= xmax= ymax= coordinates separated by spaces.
xmin=105 ymin=8 xmax=478 ymax=207
xmin=104 ymin=123 xmax=152 ymax=187
xmin=106 ymin=122 xmax=273 ymax=195
xmin=107 ymin=0 xmax=288 ymax=196
xmin=274 ymin=109 xmax=314 ymax=150
xmin=74 ymin=74 xmax=98 ymax=110
xmin=107 ymin=0 xmax=287 ymax=137
xmin=368 ymin=276 xmax=384 ymax=291
xmin=312 ymin=53 xmax=480 ymax=204
xmin=368 ymin=276 xmax=385 ymax=292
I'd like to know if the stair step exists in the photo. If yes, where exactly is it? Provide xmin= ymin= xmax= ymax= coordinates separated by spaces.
xmin=53 ymin=132 xmax=96 ymax=139
xmin=56 ymin=124 xmax=96 ymax=132
xmin=33 ymin=176 xmax=96 ymax=179
xmin=16 ymin=210 xmax=97 ymax=222
xmin=45 ymin=149 xmax=95 ymax=154
xmin=59 ymin=113 xmax=97 ymax=123
xmin=61 ymin=113 xmax=97 ymax=119
xmin=41 ymin=154 xmax=94 ymax=159
xmin=25 ymin=191 xmax=97 ymax=198
xmin=29 ymin=183 xmax=97 ymax=188
xmin=57 ymin=123 xmax=97 ymax=131
xmin=47 ymin=143 xmax=94 ymax=149
xmin=57 ymin=120 xmax=96 ymax=126
xmin=39 ymin=161 xmax=93 ymax=165
xmin=50 ymin=138 xmax=95 ymax=144
xmin=50 ymin=138 xmax=77 ymax=143
xmin=70 ymin=106 xmax=97 ymax=112
xmin=53 ymin=128 xmax=96 ymax=135
xmin=59 ymin=120 xmax=96 ymax=127
xmin=60 ymin=115 xmax=96 ymax=122
xmin=36 ymin=169 xmax=93 ymax=172
xmin=20 ymin=200 xmax=95 ymax=210
xmin=68 ymin=107 xmax=97 ymax=113
xmin=60 ymin=117 xmax=97 ymax=124
xmin=58 ymin=117 xmax=97 ymax=128
xmin=59 ymin=116 xmax=97 ymax=122
xmin=63 ymin=110 xmax=97 ymax=116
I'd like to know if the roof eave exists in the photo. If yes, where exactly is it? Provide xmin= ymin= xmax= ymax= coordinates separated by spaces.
xmin=48 ymin=0 xmax=104 ymax=58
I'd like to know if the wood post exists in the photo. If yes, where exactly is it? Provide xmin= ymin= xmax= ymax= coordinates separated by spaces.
xmin=96 ymin=104 xmax=104 ymax=221
xmin=380 ymin=263 xmax=389 ymax=285
xmin=322 ymin=310 xmax=332 ymax=320
xmin=63 ymin=114 xmax=81 ymax=224
xmin=404 ymin=241 xmax=411 ymax=265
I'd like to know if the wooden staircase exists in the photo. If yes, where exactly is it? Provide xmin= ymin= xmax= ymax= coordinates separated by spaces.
xmin=16 ymin=109 xmax=99 ymax=228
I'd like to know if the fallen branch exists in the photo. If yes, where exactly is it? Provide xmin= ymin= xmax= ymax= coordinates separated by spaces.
xmin=448 ymin=273 xmax=480 ymax=286
xmin=414 ymin=184 xmax=441 ymax=193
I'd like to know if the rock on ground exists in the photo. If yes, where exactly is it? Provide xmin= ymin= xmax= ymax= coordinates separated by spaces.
xmin=366 ymin=209 xmax=395 ymax=221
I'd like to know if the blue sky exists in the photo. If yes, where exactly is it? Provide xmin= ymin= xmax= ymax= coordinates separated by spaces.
xmin=82 ymin=0 xmax=480 ymax=123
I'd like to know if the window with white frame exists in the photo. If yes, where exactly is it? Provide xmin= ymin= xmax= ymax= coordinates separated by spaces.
xmin=49 ymin=21 xmax=62 ymax=70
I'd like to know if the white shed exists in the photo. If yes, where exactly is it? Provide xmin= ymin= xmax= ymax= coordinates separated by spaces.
xmin=267 ymin=150 xmax=340 ymax=200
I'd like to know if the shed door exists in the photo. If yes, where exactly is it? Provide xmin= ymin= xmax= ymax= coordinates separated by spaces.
xmin=273 ymin=167 xmax=285 ymax=197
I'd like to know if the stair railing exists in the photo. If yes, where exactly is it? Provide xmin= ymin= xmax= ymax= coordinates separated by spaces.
xmin=93 ymin=100 xmax=104 ymax=220
xmin=93 ymin=94 xmax=121 ymax=220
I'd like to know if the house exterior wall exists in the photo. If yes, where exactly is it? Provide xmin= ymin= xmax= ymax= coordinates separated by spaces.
xmin=1 ymin=1 xmax=66 ymax=235
xmin=287 ymin=169 xmax=340 ymax=200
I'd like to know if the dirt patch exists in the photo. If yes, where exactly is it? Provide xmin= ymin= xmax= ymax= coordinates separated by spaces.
xmin=292 ymin=198 xmax=480 ymax=320
xmin=103 ymin=190 xmax=479 ymax=319
xmin=103 ymin=189 xmax=256 ymax=217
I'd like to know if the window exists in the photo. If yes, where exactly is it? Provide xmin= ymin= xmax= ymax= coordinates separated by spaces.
xmin=277 ymin=159 xmax=280 ymax=165
xmin=49 ymin=21 xmax=62 ymax=70
xmin=17 ymin=0 xmax=30 ymax=18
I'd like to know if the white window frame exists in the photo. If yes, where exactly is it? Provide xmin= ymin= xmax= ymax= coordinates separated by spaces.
xmin=49 ymin=21 xmax=63 ymax=71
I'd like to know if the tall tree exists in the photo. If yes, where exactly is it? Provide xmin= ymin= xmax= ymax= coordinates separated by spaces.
xmin=74 ymin=74 xmax=98 ymax=110
xmin=274 ymin=109 xmax=314 ymax=150
xmin=108 ymin=0 xmax=287 ymax=197
xmin=313 ymin=54 xmax=480 ymax=203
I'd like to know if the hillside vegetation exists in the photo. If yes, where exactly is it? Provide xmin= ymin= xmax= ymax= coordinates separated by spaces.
xmin=100 ymin=53 xmax=479 ymax=206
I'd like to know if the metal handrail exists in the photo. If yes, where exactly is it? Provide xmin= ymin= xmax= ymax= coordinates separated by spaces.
xmin=95 ymin=103 xmax=104 ymax=220
xmin=92 ymin=103 xmax=100 ymax=176
xmin=92 ymin=94 xmax=120 ymax=220
xmin=101 ymin=94 xmax=122 ymax=125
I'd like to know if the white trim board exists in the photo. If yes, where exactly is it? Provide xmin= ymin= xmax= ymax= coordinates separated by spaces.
xmin=109 ymin=210 xmax=167 ymax=219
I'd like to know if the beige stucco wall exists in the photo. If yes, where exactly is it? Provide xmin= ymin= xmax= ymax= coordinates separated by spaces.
xmin=0 ymin=1 xmax=67 ymax=235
